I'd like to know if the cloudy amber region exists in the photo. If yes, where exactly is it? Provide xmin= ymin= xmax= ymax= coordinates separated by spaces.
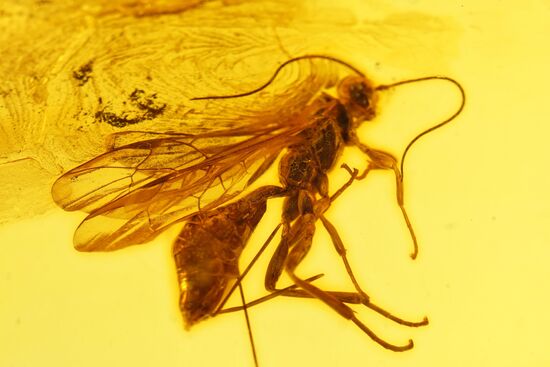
xmin=2 ymin=0 xmax=550 ymax=367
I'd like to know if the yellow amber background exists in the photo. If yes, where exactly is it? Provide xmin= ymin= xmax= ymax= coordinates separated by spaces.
xmin=2 ymin=1 xmax=550 ymax=366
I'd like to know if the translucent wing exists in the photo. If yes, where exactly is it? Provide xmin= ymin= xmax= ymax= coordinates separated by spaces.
xmin=1 ymin=0 xmax=459 ymax=225
xmin=52 ymin=124 xmax=306 ymax=252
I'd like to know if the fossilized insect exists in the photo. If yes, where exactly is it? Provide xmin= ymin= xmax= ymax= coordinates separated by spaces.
xmin=52 ymin=54 xmax=465 ymax=365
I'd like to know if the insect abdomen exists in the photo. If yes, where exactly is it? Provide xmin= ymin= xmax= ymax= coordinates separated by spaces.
xmin=173 ymin=186 xmax=282 ymax=328
xmin=173 ymin=221 xmax=240 ymax=328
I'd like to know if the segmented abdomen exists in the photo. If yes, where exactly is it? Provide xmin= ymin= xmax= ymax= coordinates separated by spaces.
xmin=172 ymin=186 xmax=283 ymax=328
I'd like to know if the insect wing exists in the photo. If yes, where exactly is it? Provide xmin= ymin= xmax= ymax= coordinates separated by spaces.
xmin=51 ymin=57 xmax=341 ymax=252
xmin=53 ymin=130 xmax=301 ymax=251
xmin=53 ymin=133 xmax=236 ymax=213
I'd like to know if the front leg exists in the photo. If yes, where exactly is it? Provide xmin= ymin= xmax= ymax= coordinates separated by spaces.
xmin=354 ymin=141 xmax=419 ymax=259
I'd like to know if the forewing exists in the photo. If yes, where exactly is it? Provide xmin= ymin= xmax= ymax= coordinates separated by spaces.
xmin=52 ymin=133 xmax=244 ymax=213
xmin=54 ymin=129 xmax=301 ymax=251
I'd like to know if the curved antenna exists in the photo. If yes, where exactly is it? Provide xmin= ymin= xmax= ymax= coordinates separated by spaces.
xmin=376 ymin=76 xmax=466 ymax=180
xmin=191 ymin=54 xmax=365 ymax=101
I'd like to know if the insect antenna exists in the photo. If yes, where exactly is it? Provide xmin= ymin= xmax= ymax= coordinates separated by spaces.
xmin=376 ymin=76 xmax=466 ymax=181
xmin=191 ymin=54 xmax=365 ymax=101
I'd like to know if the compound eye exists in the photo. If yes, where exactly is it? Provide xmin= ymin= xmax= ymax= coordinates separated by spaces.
xmin=337 ymin=76 xmax=376 ymax=121
xmin=349 ymin=82 xmax=370 ymax=108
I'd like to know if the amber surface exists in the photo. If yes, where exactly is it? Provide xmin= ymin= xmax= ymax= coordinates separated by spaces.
xmin=2 ymin=1 xmax=550 ymax=367
xmin=0 ymin=0 xmax=458 ymax=223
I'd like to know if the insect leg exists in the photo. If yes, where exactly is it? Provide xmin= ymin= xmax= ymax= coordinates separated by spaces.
xmin=274 ymin=288 xmax=427 ymax=327
xmin=319 ymin=215 xmax=369 ymax=300
xmin=265 ymin=163 xmax=357 ymax=292
xmin=283 ymin=226 xmax=414 ymax=351
xmin=354 ymin=142 xmax=419 ymax=259
xmin=311 ymin=164 xmax=372 ymax=302
xmin=264 ymin=229 xmax=289 ymax=292
xmin=264 ymin=201 xmax=296 ymax=292
xmin=219 ymin=274 xmax=324 ymax=314
xmin=239 ymin=268 xmax=426 ymax=328
xmin=317 ymin=212 xmax=428 ymax=326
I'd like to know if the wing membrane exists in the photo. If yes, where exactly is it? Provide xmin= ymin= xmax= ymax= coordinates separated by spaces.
xmin=51 ymin=56 xmax=342 ymax=252
xmin=52 ymin=134 xmax=241 ymax=213
xmin=53 ymin=125 xmax=306 ymax=251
